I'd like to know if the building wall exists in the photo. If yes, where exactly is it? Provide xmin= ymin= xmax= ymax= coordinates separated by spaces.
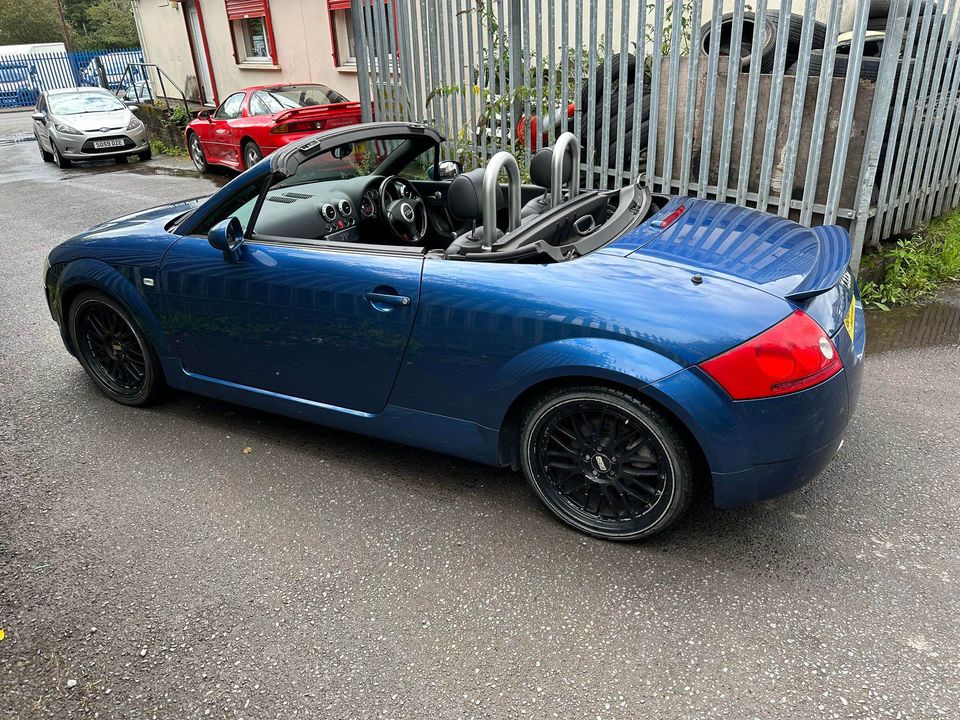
xmin=132 ymin=0 xmax=359 ymax=106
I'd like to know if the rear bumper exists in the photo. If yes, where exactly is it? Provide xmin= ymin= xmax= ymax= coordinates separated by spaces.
xmin=646 ymin=310 xmax=865 ymax=507
xmin=711 ymin=433 xmax=844 ymax=507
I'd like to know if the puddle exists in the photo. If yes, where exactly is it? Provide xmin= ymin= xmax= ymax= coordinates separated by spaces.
xmin=866 ymin=287 xmax=960 ymax=354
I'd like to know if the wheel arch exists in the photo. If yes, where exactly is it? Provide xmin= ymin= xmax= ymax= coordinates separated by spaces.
xmin=497 ymin=376 xmax=710 ymax=483
xmin=57 ymin=259 xmax=172 ymax=360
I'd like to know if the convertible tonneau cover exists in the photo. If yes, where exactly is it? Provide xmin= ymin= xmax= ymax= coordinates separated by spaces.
xmin=628 ymin=198 xmax=852 ymax=302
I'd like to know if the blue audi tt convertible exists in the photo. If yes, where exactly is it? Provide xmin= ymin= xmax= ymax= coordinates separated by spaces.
xmin=44 ymin=122 xmax=864 ymax=540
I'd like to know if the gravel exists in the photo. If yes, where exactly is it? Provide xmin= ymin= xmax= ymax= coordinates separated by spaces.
xmin=1 ymin=110 xmax=958 ymax=719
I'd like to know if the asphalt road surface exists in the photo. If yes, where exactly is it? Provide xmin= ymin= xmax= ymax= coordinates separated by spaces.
xmin=1 ymin=110 xmax=958 ymax=720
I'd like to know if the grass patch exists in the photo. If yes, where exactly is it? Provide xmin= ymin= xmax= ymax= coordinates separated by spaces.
xmin=149 ymin=139 xmax=187 ymax=158
xmin=861 ymin=211 xmax=960 ymax=310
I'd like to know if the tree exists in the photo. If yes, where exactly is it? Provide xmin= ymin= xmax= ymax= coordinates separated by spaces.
xmin=75 ymin=0 xmax=139 ymax=50
xmin=0 ymin=0 xmax=62 ymax=46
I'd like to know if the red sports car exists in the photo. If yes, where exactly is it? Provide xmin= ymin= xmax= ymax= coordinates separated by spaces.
xmin=185 ymin=83 xmax=362 ymax=173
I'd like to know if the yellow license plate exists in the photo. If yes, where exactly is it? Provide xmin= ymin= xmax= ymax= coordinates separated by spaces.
xmin=844 ymin=299 xmax=856 ymax=341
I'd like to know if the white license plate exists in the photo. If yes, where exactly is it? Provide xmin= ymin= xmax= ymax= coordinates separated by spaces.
xmin=93 ymin=139 xmax=125 ymax=149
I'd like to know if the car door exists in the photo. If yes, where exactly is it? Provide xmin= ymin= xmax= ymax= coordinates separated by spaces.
xmin=206 ymin=92 xmax=244 ymax=165
xmin=158 ymin=235 xmax=424 ymax=415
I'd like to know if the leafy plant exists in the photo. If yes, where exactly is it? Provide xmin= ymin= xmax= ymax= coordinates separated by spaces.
xmin=860 ymin=212 xmax=960 ymax=310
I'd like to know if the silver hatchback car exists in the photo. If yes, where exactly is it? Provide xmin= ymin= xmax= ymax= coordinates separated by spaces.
xmin=32 ymin=87 xmax=151 ymax=168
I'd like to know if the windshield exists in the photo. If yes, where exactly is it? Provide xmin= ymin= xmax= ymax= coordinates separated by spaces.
xmin=49 ymin=93 xmax=125 ymax=115
xmin=0 ymin=66 xmax=28 ymax=83
xmin=254 ymin=84 xmax=347 ymax=113
xmin=273 ymin=138 xmax=433 ymax=189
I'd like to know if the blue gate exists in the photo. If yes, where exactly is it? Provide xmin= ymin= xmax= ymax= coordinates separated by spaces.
xmin=0 ymin=47 xmax=144 ymax=109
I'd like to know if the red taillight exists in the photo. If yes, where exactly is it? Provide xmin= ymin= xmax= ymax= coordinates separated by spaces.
xmin=699 ymin=310 xmax=842 ymax=400
xmin=271 ymin=119 xmax=326 ymax=134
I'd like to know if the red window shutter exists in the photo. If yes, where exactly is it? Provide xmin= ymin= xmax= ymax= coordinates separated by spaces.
xmin=225 ymin=0 xmax=269 ymax=20
xmin=327 ymin=0 xmax=352 ymax=9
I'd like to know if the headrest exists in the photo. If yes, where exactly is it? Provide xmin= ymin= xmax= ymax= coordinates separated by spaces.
xmin=447 ymin=167 xmax=504 ymax=221
xmin=529 ymin=146 xmax=574 ymax=189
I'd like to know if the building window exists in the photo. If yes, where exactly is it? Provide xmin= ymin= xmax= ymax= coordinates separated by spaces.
xmin=328 ymin=0 xmax=395 ymax=69
xmin=225 ymin=0 xmax=278 ymax=65
xmin=234 ymin=17 xmax=271 ymax=62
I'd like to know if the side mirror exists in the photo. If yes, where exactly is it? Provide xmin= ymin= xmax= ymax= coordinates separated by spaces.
xmin=208 ymin=216 xmax=244 ymax=262
xmin=196 ymin=109 xmax=212 ymax=121
xmin=125 ymin=100 xmax=140 ymax=109
xmin=31 ymin=111 xmax=45 ymax=123
xmin=430 ymin=160 xmax=462 ymax=180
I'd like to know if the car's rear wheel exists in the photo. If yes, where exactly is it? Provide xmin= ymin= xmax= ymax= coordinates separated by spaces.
xmin=520 ymin=386 xmax=693 ymax=540
xmin=242 ymin=140 xmax=262 ymax=170
xmin=52 ymin=142 xmax=71 ymax=169
xmin=68 ymin=291 xmax=163 ymax=407
xmin=188 ymin=132 xmax=209 ymax=172
xmin=36 ymin=135 xmax=53 ymax=162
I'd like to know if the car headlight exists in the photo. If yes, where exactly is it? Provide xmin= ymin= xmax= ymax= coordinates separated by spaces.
xmin=54 ymin=123 xmax=82 ymax=135
xmin=126 ymin=116 xmax=144 ymax=131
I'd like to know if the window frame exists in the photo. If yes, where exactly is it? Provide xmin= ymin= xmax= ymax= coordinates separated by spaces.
xmin=327 ymin=0 xmax=399 ymax=71
xmin=213 ymin=91 xmax=246 ymax=120
xmin=224 ymin=0 xmax=279 ymax=66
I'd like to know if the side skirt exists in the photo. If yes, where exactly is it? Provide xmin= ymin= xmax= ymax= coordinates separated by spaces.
xmin=160 ymin=358 xmax=502 ymax=466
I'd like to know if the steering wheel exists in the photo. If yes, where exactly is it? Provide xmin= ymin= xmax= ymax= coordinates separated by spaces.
xmin=379 ymin=176 xmax=429 ymax=244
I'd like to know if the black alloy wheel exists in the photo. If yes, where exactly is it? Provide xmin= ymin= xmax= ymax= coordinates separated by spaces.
xmin=68 ymin=291 xmax=162 ymax=406
xmin=520 ymin=387 xmax=693 ymax=540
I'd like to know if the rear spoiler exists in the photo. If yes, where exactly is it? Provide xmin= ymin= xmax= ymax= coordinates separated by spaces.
xmin=784 ymin=225 xmax=852 ymax=302
xmin=274 ymin=101 xmax=362 ymax=125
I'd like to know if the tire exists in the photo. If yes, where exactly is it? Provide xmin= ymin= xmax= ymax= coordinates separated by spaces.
xmin=67 ymin=291 xmax=163 ymax=407
xmin=36 ymin=135 xmax=54 ymax=162
xmin=698 ymin=11 xmax=779 ymax=73
xmin=770 ymin=12 xmax=828 ymax=66
xmin=138 ymin=146 xmax=152 ymax=162
xmin=187 ymin=131 xmax=209 ymax=173
xmin=519 ymin=386 xmax=693 ymax=541
xmin=579 ymin=53 xmax=641 ymax=116
xmin=52 ymin=142 xmax=71 ymax=169
xmin=242 ymin=139 xmax=262 ymax=170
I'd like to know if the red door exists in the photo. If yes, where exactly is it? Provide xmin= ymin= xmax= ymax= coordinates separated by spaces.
xmin=206 ymin=92 xmax=245 ymax=167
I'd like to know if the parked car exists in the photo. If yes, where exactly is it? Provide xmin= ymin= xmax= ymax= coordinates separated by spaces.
xmin=118 ymin=79 xmax=154 ymax=105
xmin=185 ymin=83 xmax=362 ymax=173
xmin=43 ymin=122 xmax=865 ymax=541
xmin=32 ymin=87 xmax=151 ymax=168
xmin=0 ymin=60 xmax=39 ymax=108
xmin=81 ymin=52 xmax=137 ymax=91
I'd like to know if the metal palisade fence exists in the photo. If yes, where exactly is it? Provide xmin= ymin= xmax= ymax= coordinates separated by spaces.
xmin=0 ymin=48 xmax=144 ymax=109
xmin=351 ymin=0 xmax=960 ymax=270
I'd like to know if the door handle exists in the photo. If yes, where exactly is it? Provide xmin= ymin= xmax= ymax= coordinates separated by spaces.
xmin=365 ymin=291 xmax=411 ymax=309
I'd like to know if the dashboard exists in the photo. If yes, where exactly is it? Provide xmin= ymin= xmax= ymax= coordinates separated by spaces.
xmin=251 ymin=175 xmax=389 ymax=244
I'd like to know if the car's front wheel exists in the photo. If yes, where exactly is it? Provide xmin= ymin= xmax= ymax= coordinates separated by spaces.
xmin=68 ymin=291 xmax=163 ymax=407
xmin=138 ymin=147 xmax=152 ymax=162
xmin=520 ymin=386 xmax=693 ymax=540
xmin=51 ymin=142 xmax=71 ymax=169
xmin=36 ymin=135 xmax=53 ymax=162
xmin=188 ymin=132 xmax=209 ymax=172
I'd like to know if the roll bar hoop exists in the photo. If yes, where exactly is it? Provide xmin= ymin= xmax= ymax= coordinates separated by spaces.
xmin=551 ymin=132 xmax=581 ymax=206
xmin=482 ymin=151 xmax=522 ymax=250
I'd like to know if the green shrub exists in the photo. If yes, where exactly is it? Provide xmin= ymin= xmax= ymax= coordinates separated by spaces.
xmin=861 ymin=212 xmax=960 ymax=310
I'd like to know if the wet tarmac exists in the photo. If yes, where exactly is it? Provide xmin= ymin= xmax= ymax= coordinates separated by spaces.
xmin=866 ymin=285 xmax=960 ymax=354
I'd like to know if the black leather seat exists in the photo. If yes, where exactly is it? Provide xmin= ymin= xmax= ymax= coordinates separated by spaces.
xmin=520 ymin=146 xmax=574 ymax=221
xmin=445 ymin=167 xmax=505 ymax=256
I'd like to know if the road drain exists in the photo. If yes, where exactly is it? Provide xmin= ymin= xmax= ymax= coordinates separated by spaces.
xmin=0 ymin=132 xmax=35 ymax=146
